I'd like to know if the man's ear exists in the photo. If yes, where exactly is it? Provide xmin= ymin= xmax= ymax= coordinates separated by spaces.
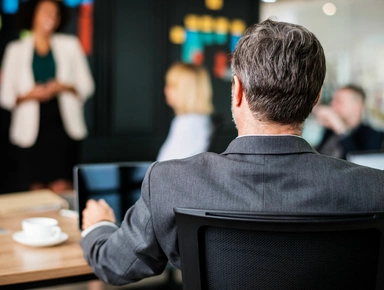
xmin=232 ymin=75 xmax=244 ymax=107
xmin=314 ymin=90 xmax=322 ymax=106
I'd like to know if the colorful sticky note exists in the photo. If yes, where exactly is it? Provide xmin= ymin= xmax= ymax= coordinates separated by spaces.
xmin=63 ymin=0 xmax=82 ymax=8
xmin=2 ymin=0 xmax=18 ymax=14
xmin=205 ymin=0 xmax=223 ymax=10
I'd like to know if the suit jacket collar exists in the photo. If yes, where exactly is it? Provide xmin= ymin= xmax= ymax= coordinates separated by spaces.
xmin=222 ymin=135 xmax=317 ymax=155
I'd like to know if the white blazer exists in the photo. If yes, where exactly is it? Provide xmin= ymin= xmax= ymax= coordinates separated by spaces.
xmin=0 ymin=33 xmax=95 ymax=148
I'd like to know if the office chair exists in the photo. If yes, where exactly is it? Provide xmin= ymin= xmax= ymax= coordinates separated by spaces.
xmin=174 ymin=208 xmax=384 ymax=290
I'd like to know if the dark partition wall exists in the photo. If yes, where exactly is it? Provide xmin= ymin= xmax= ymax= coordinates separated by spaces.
xmin=82 ymin=0 xmax=171 ymax=163
xmin=82 ymin=0 xmax=259 ymax=163
xmin=113 ymin=1 xmax=154 ymax=134
xmin=0 ymin=13 xmax=19 ymax=193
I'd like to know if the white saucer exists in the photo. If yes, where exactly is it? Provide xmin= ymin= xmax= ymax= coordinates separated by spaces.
xmin=12 ymin=231 xmax=69 ymax=247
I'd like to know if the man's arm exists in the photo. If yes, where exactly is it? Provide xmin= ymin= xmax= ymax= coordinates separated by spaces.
xmin=313 ymin=105 xmax=348 ymax=135
xmin=80 ymin=164 xmax=168 ymax=286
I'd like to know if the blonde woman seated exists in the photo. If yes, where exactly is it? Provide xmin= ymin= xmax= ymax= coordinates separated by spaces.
xmin=157 ymin=62 xmax=214 ymax=161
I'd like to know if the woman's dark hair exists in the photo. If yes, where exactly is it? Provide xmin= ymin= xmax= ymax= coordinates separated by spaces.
xmin=17 ymin=0 xmax=69 ymax=32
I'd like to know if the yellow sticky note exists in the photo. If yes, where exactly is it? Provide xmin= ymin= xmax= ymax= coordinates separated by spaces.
xmin=205 ymin=0 xmax=223 ymax=10
xmin=169 ymin=26 xmax=185 ymax=44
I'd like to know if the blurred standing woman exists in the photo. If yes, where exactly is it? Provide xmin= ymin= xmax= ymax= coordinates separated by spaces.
xmin=0 ymin=0 xmax=94 ymax=193
xmin=157 ymin=62 xmax=214 ymax=161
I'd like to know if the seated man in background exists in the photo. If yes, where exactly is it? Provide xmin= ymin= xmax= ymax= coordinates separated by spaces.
xmin=314 ymin=84 xmax=383 ymax=159
xmin=80 ymin=19 xmax=384 ymax=286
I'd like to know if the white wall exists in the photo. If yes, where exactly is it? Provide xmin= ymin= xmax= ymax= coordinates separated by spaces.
xmin=261 ymin=0 xmax=384 ymax=130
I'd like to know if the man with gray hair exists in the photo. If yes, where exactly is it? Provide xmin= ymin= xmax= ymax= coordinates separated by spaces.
xmin=81 ymin=19 xmax=384 ymax=285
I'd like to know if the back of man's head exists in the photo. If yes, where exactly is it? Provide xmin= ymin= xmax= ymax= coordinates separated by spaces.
xmin=231 ymin=19 xmax=326 ymax=127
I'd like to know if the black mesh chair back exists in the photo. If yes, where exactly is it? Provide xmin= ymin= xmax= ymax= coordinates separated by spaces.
xmin=174 ymin=208 xmax=384 ymax=290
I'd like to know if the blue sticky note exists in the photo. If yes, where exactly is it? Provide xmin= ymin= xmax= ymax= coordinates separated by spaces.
xmin=2 ymin=0 xmax=18 ymax=14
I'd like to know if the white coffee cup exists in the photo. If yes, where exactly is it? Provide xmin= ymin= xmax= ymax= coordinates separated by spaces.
xmin=22 ymin=217 xmax=61 ymax=242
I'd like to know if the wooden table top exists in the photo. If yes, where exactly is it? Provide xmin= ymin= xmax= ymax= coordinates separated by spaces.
xmin=0 ymin=210 xmax=93 ymax=287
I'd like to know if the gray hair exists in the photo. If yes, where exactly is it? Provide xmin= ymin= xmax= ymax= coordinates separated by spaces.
xmin=231 ymin=19 xmax=326 ymax=125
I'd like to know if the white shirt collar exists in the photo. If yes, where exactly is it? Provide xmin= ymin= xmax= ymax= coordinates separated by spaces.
xmin=236 ymin=134 xmax=302 ymax=139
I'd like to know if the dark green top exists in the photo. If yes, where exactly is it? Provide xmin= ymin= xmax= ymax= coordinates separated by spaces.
xmin=32 ymin=49 xmax=61 ymax=129
xmin=32 ymin=50 xmax=56 ymax=83
xmin=21 ymin=49 xmax=76 ymax=187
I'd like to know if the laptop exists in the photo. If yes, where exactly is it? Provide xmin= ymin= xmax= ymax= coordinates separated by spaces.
xmin=346 ymin=151 xmax=384 ymax=170
xmin=74 ymin=162 xmax=152 ymax=229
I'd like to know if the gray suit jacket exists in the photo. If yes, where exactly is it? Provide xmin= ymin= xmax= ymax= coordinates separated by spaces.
xmin=81 ymin=136 xmax=384 ymax=285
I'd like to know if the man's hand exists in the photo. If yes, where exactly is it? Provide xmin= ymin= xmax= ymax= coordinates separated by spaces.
xmin=313 ymin=105 xmax=348 ymax=135
xmin=82 ymin=199 xmax=116 ymax=230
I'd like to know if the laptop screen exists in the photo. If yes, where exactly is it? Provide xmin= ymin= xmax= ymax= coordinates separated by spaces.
xmin=346 ymin=152 xmax=384 ymax=170
xmin=74 ymin=162 xmax=152 ymax=229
